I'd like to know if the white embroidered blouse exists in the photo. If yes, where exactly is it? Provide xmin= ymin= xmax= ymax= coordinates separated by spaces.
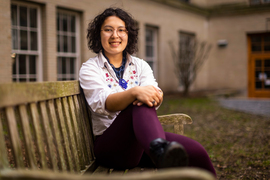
xmin=79 ymin=52 xmax=160 ymax=136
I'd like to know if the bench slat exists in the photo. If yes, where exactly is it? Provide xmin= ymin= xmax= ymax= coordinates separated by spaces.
xmin=139 ymin=167 xmax=157 ymax=173
xmin=30 ymin=103 xmax=48 ymax=170
xmin=40 ymin=102 xmax=58 ymax=171
xmin=0 ymin=111 xmax=9 ymax=169
xmin=109 ymin=169 xmax=125 ymax=175
xmin=6 ymin=107 xmax=24 ymax=168
xmin=67 ymin=96 xmax=85 ymax=170
xmin=77 ymin=94 xmax=95 ymax=160
xmin=0 ymin=168 xmax=216 ymax=180
xmin=0 ymin=81 xmax=80 ymax=108
xmin=73 ymin=95 xmax=91 ymax=163
xmin=92 ymin=166 xmax=110 ymax=174
xmin=47 ymin=100 xmax=67 ymax=172
xmin=18 ymin=105 xmax=37 ymax=169
xmin=55 ymin=98 xmax=74 ymax=173
xmin=125 ymin=167 xmax=142 ymax=173
xmin=62 ymin=97 xmax=81 ymax=173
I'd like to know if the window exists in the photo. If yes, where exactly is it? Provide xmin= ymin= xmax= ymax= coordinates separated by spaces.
xmin=11 ymin=2 xmax=41 ymax=82
xmin=179 ymin=32 xmax=195 ymax=59
xmin=250 ymin=0 xmax=270 ymax=5
xmin=178 ymin=31 xmax=196 ymax=86
xmin=57 ymin=10 xmax=80 ymax=81
xmin=249 ymin=34 xmax=270 ymax=92
xmin=250 ymin=34 xmax=270 ymax=52
xmin=145 ymin=26 xmax=158 ymax=75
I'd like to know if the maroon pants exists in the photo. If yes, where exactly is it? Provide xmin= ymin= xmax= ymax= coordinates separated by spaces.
xmin=94 ymin=104 xmax=216 ymax=176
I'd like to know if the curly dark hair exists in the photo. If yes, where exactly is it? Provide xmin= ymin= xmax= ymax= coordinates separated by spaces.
xmin=87 ymin=8 xmax=138 ymax=54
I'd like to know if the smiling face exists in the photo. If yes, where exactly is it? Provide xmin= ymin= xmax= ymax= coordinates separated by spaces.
xmin=100 ymin=16 xmax=128 ymax=59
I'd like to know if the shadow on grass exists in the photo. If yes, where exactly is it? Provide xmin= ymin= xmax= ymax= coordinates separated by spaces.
xmin=157 ymin=95 xmax=270 ymax=180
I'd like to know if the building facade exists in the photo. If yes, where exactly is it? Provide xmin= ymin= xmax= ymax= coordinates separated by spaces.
xmin=1 ymin=0 xmax=270 ymax=98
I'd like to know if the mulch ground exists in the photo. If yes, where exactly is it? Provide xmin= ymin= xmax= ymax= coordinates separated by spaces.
xmin=157 ymin=94 xmax=270 ymax=180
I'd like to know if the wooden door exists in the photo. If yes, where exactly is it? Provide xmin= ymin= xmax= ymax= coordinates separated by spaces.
xmin=248 ymin=33 xmax=270 ymax=98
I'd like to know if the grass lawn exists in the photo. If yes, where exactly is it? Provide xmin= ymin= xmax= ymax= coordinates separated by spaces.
xmin=157 ymin=95 xmax=270 ymax=179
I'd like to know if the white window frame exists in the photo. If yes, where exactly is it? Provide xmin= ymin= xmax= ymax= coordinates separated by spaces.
xmin=11 ymin=1 xmax=42 ymax=82
xmin=57 ymin=9 xmax=80 ymax=81
xmin=145 ymin=26 xmax=158 ymax=77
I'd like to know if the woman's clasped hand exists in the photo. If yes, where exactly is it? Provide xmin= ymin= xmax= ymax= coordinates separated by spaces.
xmin=132 ymin=85 xmax=163 ymax=107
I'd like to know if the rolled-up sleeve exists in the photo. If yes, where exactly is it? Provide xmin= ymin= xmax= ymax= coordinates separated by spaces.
xmin=139 ymin=60 xmax=159 ymax=88
xmin=79 ymin=60 xmax=116 ymax=116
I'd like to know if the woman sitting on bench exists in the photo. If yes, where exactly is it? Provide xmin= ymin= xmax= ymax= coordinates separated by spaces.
xmin=79 ymin=7 xmax=216 ymax=176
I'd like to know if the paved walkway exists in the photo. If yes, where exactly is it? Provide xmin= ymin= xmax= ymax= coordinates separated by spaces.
xmin=218 ymin=98 xmax=270 ymax=117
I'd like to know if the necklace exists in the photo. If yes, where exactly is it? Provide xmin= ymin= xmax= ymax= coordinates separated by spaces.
xmin=103 ymin=51 xmax=128 ymax=89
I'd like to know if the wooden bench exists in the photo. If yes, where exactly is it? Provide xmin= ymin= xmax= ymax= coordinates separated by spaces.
xmin=0 ymin=81 xmax=215 ymax=180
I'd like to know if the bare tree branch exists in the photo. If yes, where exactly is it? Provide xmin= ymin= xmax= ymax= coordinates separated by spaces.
xmin=169 ymin=39 xmax=212 ymax=96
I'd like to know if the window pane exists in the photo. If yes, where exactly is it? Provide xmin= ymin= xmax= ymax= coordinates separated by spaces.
xmin=29 ymin=55 xmax=36 ymax=74
xmin=255 ymin=59 xmax=262 ymax=67
xmin=70 ymin=58 xmax=75 ymax=74
xmin=147 ymin=61 xmax=154 ymax=70
xmin=252 ymin=45 xmax=261 ymax=52
xmin=57 ymin=35 xmax=61 ymax=52
xmin=63 ymin=36 xmax=68 ymax=52
xmin=265 ymin=59 xmax=270 ymax=68
xmin=146 ymin=30 xmax=153 ymax=42
xmin=30 ymin=8 xmax=37 ymax=28
xmin=146 ymin=46 xmax=153 ymax=57
xmin=57 ymin=57 xmax=62 ymax=74
xmin=13 ymin=58 xmax=17 ymax=75
xmin=62 ymin=57 xmax=66 ymax=74
xmin=264 ymin=44 xmax=270 ymax=51
xmin=71 ymin=15 xmax=75 ymax=32
xmin=19 ymin=6 xmax=27 ymax=27
xmin=265 ymin=71 xmax=270 ymax=79
xmin=30 ymin=31 xmax=37 ymax=50
xmin=264 ymin=35 xmax=270 ymax=42
xmin=29 ymin=78 xmax=36 ymax=82
xmin=63 ymin=15 xmax=67 ymax=32
xmin=19 ymin=55 xmax=26 ymax=74
xmin=255 ymin=82 xmax=262 ymax=89
xmin=263 ymin=35 xmax=270 ymax=51
xmin=57 ymin=13 xmax=60 ymax=31
xmin=255 ymin=71 xmax=261 ymax=79
xmin=251 ymin=36 xmax=261 ymax=43
xmin=11 ymin=5 xmax=17 ymax=26
xmin=19 ymin=78 xmax=27 ymax=82
xmin=20 ymin=30 xmax=28 ymax=50
xmin=12 ymin=29 xmax=18 ymax=49
xmin=71 ymin=36 xmax=76 ymax=53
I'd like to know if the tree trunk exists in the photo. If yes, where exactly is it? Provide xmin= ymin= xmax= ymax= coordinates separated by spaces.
xmin=183 ymin=84 xmax=190 ymax=96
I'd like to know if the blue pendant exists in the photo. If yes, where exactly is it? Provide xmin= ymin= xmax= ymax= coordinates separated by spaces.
xmin=119 ymin=79 xmax=128 ymax=89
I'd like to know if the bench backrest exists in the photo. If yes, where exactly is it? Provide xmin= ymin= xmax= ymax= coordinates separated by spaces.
xmin=0 ymin=81 xmax=94 ymax=173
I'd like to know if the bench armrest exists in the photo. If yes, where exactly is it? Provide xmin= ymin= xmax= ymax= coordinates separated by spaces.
xmin=158 ymin=113 xmax=192 ymax=135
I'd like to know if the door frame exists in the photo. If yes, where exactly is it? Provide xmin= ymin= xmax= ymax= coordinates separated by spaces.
xmin=248 ymin=33 xmax=270 ymax=98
